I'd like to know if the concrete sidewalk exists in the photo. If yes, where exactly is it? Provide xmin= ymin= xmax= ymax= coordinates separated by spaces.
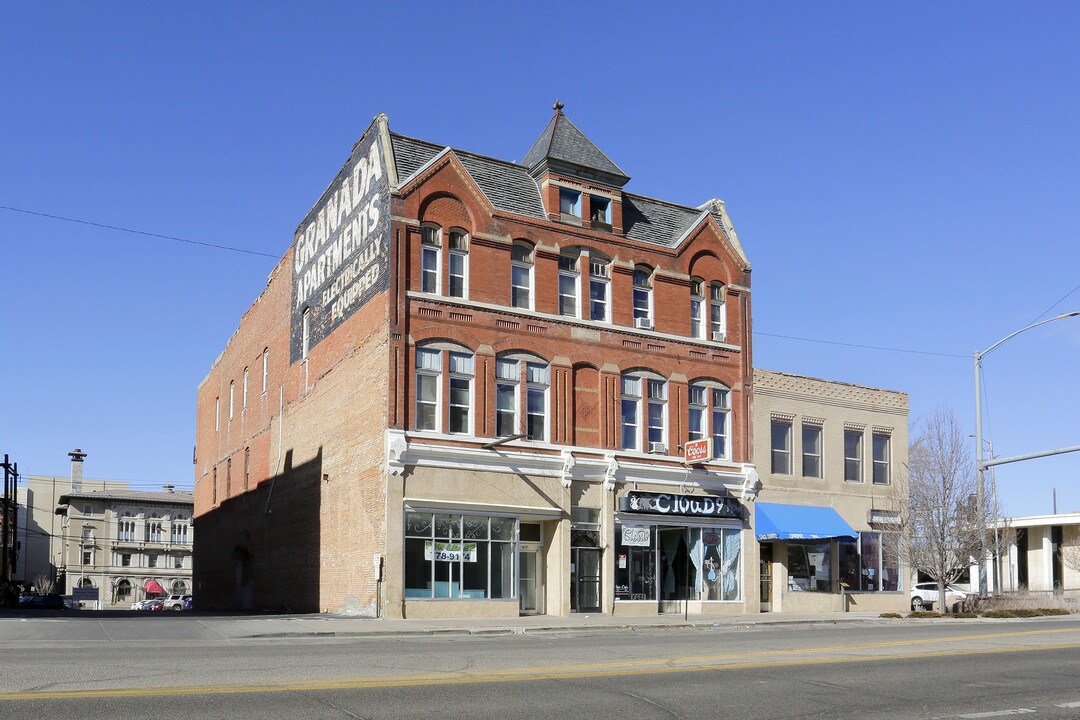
xmin=210 ymin=610 xmax=886 ymax=640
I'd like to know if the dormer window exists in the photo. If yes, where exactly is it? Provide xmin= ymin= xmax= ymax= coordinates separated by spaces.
xmin=590 ymin=196 xmax=611 ymax=230
xmin=559 ymin=188 xmax=581 ymax=221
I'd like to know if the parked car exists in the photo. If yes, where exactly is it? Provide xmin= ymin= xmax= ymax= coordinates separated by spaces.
xmin=910 ymin=582 xmax=969 ymax=611
xmin=181 ymin=595 xmax=194 ymax=611
xmin=17 ymin=594 xmax=67 ymax=610
xmin=131 ymin=598 xmax=161 ymax=610
xmin=163 ymin=594 xmax=192 ymax=611
xmin=144 ymin=599 xmax=165 ymax=612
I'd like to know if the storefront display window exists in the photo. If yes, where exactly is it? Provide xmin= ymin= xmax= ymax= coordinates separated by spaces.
xmin=787 ymin=542 xmax=832 ymax=592
xmin=404 ymin=512 xmax=515 ymax=599
xmin=614 ymin=523 xmax=741 ymax=602
xmin=839 ymin=531 xmax=901 ymax=592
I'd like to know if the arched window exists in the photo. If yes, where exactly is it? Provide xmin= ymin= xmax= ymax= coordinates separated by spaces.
xmin=118 ymin=512 xmax=136 ymax=542
xmin=78 ymin=577 xmax=95 ymax=588
xmin=709 ymin=282 xmax=726 ymax=342
xmin=620 ymin=371 xmax=667 ymax=452
xmin=588 ymin=254 xmax=610 ymax=322
xmin=171 ymin=579 xmax=188 ymax=594
xmin=448 ymin=228 xmax=468 ymax=299
xmin=262 ymin=348 xmax=269 ymax=393
xmin=414 ymin=343 xmax=475 ymax=435
xmin=690 ymin=278 xmax=706 ymax=339
xmin=229 ymin=380 xmax=235 ymax=420
xmin=633 ymin=266 xmax=653 ymax=329
xmin=558 ymin=251 xmax=580 ymax=317
xmin=495 ymin=353 xmax=549 ymax=441
xmin=242 ymin=366 xmax=249 ymax=409
xmin=421 ymin=223 xmax=442 ymax=294
xmin=688 ymin=381 xmax=732 ymax=460
xmin=510 ymin=242 xmax=534 ymax=309
xmin=115 ymin=578 xmax=132 ymax=600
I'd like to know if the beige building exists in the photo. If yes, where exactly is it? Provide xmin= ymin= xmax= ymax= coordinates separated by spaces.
xmin=992 ymin=513 xmax=1080 ymax=595
xmin=751 ymin=369 xmax=909 ymax=613
xmin=57 ymin=488 xmax=194 ymax=608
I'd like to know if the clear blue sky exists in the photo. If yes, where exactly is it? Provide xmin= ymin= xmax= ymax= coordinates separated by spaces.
xmin=3 ymin=3 xmax=1078 ymax=516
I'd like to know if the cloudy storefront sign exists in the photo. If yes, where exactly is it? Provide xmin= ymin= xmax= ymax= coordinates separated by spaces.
xmin=615 ymin=491 xmax=744 ymax=607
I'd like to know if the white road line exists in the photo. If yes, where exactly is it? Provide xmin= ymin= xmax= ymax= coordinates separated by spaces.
xmin=955 ymin=710 xmax=1035 ymax=719
xmin=1055 ymin=701 xmax=1080 ymax=708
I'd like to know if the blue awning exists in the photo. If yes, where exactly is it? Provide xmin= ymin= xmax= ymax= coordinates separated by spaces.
xmin=755 ymin=502 xmax=858 ymax=541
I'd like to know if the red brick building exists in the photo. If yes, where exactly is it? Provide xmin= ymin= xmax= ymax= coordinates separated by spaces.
xmin=194 ymin=107 xmax=760 ymax=617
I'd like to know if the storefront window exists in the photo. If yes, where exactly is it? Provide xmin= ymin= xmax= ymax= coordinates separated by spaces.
xmin=404 ymin=512 xmax=515 ymax=599
xmin=839 ymin=531 xmax=901 ymax=592
xmin=614 ymin=523 xmax=740 ymax=602
xmin=787 ymin=542 xmax=832 ymax=592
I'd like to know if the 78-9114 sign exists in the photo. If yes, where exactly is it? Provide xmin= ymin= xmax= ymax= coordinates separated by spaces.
xmin=684 ymin=438 xmax=713 ymax=463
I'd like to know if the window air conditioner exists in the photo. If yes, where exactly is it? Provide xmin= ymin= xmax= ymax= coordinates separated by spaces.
xmin=711 ymin=331 xmax=726 ymax=342
xmin=649 ymin=442 xmax=667 ymax=455
xmin=635 ymin=317 xmax=653 ymax=330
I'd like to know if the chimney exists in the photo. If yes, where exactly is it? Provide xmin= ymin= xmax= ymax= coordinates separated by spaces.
xmin=68 ymin=448 xmax=87 ymax=492
xmin=162 ymin=484 xmax=175 ymax=493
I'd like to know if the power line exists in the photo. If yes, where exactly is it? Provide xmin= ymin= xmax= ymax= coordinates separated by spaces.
xmin=1027 ymin=280 xmax=1080 ymax=325
xmin=753 ymin=331 xmax=968 ymax=359
xmin=0 ymin=204 xmax=282 ymax=259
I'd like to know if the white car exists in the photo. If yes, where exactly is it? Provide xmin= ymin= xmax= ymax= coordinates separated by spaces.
xmin=163 ymin=594 xmax=192 ymax=611
xmin=910 ymin=582 xmax=969 ymax=611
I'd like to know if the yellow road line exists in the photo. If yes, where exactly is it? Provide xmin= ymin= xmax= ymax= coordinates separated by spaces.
xmin=2 ymin=628 xmax=1079 ymax=702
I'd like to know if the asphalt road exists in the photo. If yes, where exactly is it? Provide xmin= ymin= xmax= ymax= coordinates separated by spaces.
xmin=2 ymin=617 xmax=1080 ymax=719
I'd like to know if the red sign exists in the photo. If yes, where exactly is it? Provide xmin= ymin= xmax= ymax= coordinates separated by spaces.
xmin=684 ymin=439 xmax=713 ymax=463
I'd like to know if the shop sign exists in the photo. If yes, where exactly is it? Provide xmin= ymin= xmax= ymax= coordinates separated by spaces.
xmin=424 ymin=541 xmax=477 ymax=562
xmin=702 ymin=532 xmax=721 ymax=546
xmin=73 ymin=587 xmax=98 ymax=601
xmin=619 ymin=491 xmax=741 ymax=519
xmin=868 ymin=509 xmax=902 ymax=526
xmin=621 ymin=525 xmax=651 ymax=547
xmin=684 ymin=438 xmax=713 ymax=463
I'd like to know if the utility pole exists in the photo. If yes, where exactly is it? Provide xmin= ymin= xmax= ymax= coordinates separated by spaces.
xmin=1 ymin=455 xmax=19 ymax=583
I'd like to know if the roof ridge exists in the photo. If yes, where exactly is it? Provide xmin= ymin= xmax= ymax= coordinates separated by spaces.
xmin=390 ymin=132 xmax=530 ymax=171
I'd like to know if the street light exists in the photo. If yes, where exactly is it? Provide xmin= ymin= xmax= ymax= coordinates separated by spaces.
xmin=974 ymin=311 xmax=1080 ymax=598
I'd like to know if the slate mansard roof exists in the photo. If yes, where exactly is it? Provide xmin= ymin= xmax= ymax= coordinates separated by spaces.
xmin=388 ymin=112 xmax=741 ymax=253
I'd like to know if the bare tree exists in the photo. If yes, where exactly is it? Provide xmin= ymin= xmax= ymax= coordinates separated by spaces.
xmin=32 ymin=573 xmax=55 ymax=596
xmin=903 ymin=407 xmax=990 ymax=612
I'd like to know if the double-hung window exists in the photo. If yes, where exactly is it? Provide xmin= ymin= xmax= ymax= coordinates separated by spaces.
xmin=589 ymin=260 xmax=609 ymax=322
xmin=511 ymin=243 xmax=533 ymax=309
xmin=558 ymin=254 xmax=579 ymax=317
xmin=525 ymin=363 xmax=549 ymax=441
xmin=872 ymin=433 xmax=891 ymax=484
xmin=844 ymin=429 xmax=863 ymax=482
xmin=771 ymin=419 xmax=792 ymax=475
xmin=448 ymin=229 xmax=468 ymax=299
xmin=495 ymin=357 xmax=548 ymax=441
xmin=448 ymin=352 xmax=473 ymax=435
xmin=690 ymin=279 xmax=706 ymax=339
xmin=802 ymin=424 xmax=823 ymax=478
xmin=415 ymin=348 xmax=442 ymax=432
xmin=709 ymin=283 xmax=726 ymax=342
xmin=621 ymin=375 xmax=666 ymax=451
xmin=421 ymin=225 xmax=441 ymax=294
xmin=495 ymin=359 xmax=519 ymax=437
xmin=633 ymin=268 xmax=652 ymax=328
xmin=688 ymin=383 xmax=731 ymax=459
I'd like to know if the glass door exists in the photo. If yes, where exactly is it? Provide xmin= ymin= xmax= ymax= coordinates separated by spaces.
xmin=571 ymin=548 xmax=601 ymax=612
xmin=519 ymin=545 xmax=542 ymax=615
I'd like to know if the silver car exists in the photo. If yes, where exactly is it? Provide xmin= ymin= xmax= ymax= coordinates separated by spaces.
xmin=910 ymin=582 xmax=969 ymax=611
